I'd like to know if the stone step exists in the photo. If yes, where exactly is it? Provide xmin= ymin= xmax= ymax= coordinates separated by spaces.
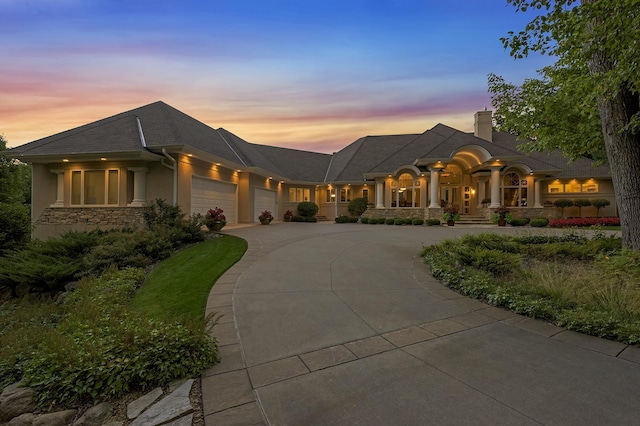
xmin=315 ymin=215 xmax=331 ymax=221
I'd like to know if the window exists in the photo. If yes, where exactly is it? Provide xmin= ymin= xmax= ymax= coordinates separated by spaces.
xmin=71 ymin=169 xmax=119 ymax=205
xmin=289 ymin=187 xmax=310 ymax=202
xmin=393 ymin=173 xmax=420 ymax=207
xmin=362 ymin=188 xmax=369 ymax=201
xmin=502 ymin=172 xmax=527 ymax=207
xmin=340 ymin=188 xmax=351 ymax=202
xmin=547 ymin=181 xmax=599 ymax=193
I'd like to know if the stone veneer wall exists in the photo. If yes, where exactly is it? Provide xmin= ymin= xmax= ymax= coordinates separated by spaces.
xmin=361 ymin=207 xmax=444 ymax=220
xmin=476 ymin=207 xmax=560 ymax=221
xmin=35 ymin=207 xmax=147 ymax=229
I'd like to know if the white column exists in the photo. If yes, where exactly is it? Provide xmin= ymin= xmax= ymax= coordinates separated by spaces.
xmin=50 ymin=169 xmax=64 ymax=207
xmin=375 ymin=179 xmax=384 ymax=208
xmin=477 ymin=178 xmax=487 ymax=208
xmin=420 ymin=176 xmax=427 ymax=208
xmin=489 ymin=167 xmax=501 ymax=208
xmin=128 ymin=167 xmax=148 ymax=207
xmin=429 ymin=169 xmax=440 ymax=208
xmin=534 ymin=179 xmax=543 ymax=208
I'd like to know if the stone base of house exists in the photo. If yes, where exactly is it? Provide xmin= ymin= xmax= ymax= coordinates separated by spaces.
xmin=33 ymin=207 xmax=147 ymax=239
xmin=362 ymin=207 xmax=444 ymax=220
xmin=363 ymin=207 xmax=560 ymax=222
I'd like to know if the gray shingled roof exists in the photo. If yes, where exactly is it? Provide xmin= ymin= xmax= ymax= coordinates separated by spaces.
xmin=8 ymin=112 xmax=147 ymax=156
xmin=326 ymin=134 xmax=419 ymax=182
xmin=7 ymin=101 xmax=610 ymax=182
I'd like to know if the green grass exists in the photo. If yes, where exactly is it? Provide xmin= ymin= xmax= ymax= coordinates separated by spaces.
xmin=131 ymin=235 xmax=247 ymax=321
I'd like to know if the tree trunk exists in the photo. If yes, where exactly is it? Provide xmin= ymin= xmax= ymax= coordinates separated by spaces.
xmin=587 ymin=52 xmax=640 ymax=249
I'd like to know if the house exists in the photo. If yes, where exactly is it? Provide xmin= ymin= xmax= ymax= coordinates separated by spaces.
xmin=6 ymin=101 xmax=615 ymax=238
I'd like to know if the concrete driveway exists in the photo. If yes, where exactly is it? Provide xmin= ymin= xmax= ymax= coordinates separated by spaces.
xmin=201 ymin=223 xmax=640 ymax=425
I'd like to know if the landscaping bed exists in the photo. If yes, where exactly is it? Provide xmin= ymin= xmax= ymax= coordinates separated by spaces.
xmin=421 ymin=231 xmax=640 ymax=344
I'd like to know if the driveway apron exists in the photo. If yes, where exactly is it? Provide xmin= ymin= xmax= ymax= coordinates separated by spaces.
xmin=202 ymin=223 xmax=640 ymax=425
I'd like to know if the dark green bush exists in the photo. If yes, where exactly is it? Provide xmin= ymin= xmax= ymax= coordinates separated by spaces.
xmin=0 ymin=203 xmax=31 ymax=254
xmin=335 ymin=215 xmax=348 ymax=223
xmin=530 ymin=218 xmax=549 ymax=227
xmin=425 ymin=219 xmax=441 ymax=226
xmin=394 ymin=218 xmax=404 ymax=225
xmin=404 ymin=218 xmax=413 ymax=225
xmin=306 ymin=216 xmax=318 ymax=223
xmin=347 ymin=197 xmax=368 ymax=217
xmin=297 ymin=201 xmax=319 ymax=218
xmin=510 ymin=218 xmax=529 ymax=226
xmin=360 ymin=217 xmax=369 ymax=224
xmin=144 ymin=199 xmax=184 ymax=228
xmin=292 ymin=215 xmax=306 ymax=222
xmin=412 ymin=219 xmax=424 ymax=225
xmin=385 ymin=218 xmax=395 ymax=225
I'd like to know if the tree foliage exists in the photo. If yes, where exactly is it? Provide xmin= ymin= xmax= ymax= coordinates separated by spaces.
xmin=492 ymin=0 xmax=640 ymax=249
xmin=0 ymin=135 xmax=31 ymax=205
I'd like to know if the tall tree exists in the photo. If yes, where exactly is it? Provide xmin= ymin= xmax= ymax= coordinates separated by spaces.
xmin=0 ymin=134 xmax=31 ymax=204
xmin=493 ymin=0 xmax=640 ymax=249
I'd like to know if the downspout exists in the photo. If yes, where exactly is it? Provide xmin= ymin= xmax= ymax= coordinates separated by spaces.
xmin=161 ymin=149 xmax=178 ymax=206
xmin=137 ymin=116 xmax=177 ymax=205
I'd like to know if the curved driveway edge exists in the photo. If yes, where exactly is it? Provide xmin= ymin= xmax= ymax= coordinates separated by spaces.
xmin=200 ymin=223 xmax=640 ymax=425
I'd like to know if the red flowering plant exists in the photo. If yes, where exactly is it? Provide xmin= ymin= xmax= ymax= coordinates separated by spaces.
xmin=491 ymin=206 xmax=513 ymax=224
xmin=205 ymin=207 xmax=226 ymax=231
xmin=442 ymin=205 xmax=461 ymax=222
xmin=259 ymin=210 xmax=274 ymax=223
xmin=283 ymin=209 xmax=294 ymax=221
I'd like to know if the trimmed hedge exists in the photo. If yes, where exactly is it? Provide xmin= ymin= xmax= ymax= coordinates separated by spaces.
xmin=425 ymin=219 xmax=441 ymax=226
xmin=509 ymin=218 xmax=529 ymax=226
xmin=530 ymin=218 xmax=549 ymax=227
xmin=412 ymin=219 xmax=424 ymax=226
xmin=360 ymin=217 xmax=369 ymax=224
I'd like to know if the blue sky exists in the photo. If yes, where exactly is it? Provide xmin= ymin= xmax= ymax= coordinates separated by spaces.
xmin=1 ymin=0 xmax=553 ymax=152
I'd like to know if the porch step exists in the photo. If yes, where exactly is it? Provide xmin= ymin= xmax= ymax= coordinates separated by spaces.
xmin=315 ymin=215 xmax=331 ymax=222
xmin=456 ymin=215 xmax=493 ymax=225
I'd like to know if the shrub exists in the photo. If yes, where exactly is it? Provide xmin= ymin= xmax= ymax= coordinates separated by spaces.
xmin=394 ymin=218 xmax=404 ymax=225
xmin=292 ymin=215 xmax=306 ymax=222
xmin=306 ymin=216 xmax=318 ymax=223
xmin=404 ymin=218 xmax=413 ymax=225
xmin=347 ymin=197 xmax=368 ymax=217
xmin=0 ymin=203 xmax=31 ymax=254
xmin=591 ymin=199 xmax=611 ymax=216
xmin=144 ymin=199 xmax=184 ymax=228
xmin=360 ymin=217 xmax=369 ymax=224
xmin=553 ymin=199 xmax=574 ymax=216
xmin=368 ymin=218 xmax=378 ymax=224
xmin=412 ymin=219 xmax=424 ymax=225
xmin=530 ymin=218 xmax=549 ymax=227
xmin=573 ymin=198 xmax=592 ymax=216
xmin=335 ymin=215 xmax=349 ymax=223
xmin=426 ymin=219 xmax=441 ymax=226
xmin=509 ymin=218 xmax=529 ymax=226
xmin=297 ymin=201 xmax=319 ymax=218
xmin=385 ymin=218 xmax=395 ymax=225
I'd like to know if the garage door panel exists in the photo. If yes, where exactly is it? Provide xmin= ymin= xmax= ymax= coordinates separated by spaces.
xmin=191 ymin=177 xmax=236 ymax=224
xmin=254 ymin=188 xmax=276 ymax=223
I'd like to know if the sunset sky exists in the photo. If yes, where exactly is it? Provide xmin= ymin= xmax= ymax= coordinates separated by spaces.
xmin=1 ymin=0 xmax=553 ymax=153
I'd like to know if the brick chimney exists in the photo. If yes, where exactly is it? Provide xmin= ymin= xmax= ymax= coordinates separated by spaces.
xmin=474 ymin=110 xmax=493 ymax=142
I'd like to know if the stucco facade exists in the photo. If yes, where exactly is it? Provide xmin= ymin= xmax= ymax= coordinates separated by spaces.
xmin=7 ymin=102 xmax=615 ymax=238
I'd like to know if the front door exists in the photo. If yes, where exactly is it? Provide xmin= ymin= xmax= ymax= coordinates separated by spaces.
xmin=440 ymin=186 xmax=459 ymax=208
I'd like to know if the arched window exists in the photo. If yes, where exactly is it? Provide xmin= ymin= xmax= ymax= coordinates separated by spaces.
xmin=392 ymin=172 xmax=420 ymax=207
xmin=502 ymin=172 xmax=528 ymax=207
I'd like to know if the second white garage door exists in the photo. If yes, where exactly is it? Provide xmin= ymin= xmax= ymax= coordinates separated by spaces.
xmin=191 ymin=176 xmax=237 ymax=224
xmin=254 ymin=188 xmax=277 ymax=223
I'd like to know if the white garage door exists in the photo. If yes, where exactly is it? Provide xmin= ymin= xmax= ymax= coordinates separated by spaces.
xmin=254 ymin=188 xmax=277 ymax=223
xmin=191 ymin=176 xmax=237 ymax=224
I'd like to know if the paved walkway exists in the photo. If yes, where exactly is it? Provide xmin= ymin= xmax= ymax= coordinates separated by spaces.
xmin=200 ymin=223 xmax=640 ymax=425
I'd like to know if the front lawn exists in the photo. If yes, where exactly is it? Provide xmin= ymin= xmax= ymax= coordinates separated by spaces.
xmin=132 ymin=235 xmax=247 ymax=321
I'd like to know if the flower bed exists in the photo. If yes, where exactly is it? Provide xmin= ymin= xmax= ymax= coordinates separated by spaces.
xmin=549 ymin=217 xmax=620 ymax=227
